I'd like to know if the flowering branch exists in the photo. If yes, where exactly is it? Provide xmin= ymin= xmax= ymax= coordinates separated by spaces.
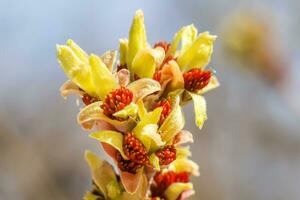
xmin=56 ymin=9 xmax=219 ymax=200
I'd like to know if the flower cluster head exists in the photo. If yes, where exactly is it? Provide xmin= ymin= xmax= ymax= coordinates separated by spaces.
xmin=57 ymin=9 xmax=218 ymax=200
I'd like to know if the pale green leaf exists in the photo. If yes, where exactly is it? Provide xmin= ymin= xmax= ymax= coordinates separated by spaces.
xmin=100 ymin=50 xmax=117 ymax=71
xmin=164 ymin=183 xmax=193 ymax=200
xmin=56 ymin=44 xmax=95 ymax=96
xmin=83 ymin=192 xmax=103 ymax=200
xmin=168 ymin=24 xmax=198 ymax=56
xmin=77 ymin=101 xmax=136 ymax=132
xmin=188 ymin=92 xmax=207 ymax=129
xmin=159 ymin=103 xmax=185 ymax=143
xmin=169 ymin=158 xmax=200 ymax=176
xmin=133 ymin=106 xmax=162 ymax=136
xmin=127 ymin=78 xmax=161 ymax=101
xmin=176 ymin=146 xmax=191 ymax=158
xmin=119 ymin=38 xmax=128 ymax=65
xmin=134 ymin=124 xmax=165 ymax=152
xmin=113 ymin=103 xmax=138 ymax=119
xmin=131 ymin=48 xmax=165 ymax=78
xmin=85 ymin=151 xmax=119 ymax=198
xmin=66 ymin=39 xmax=88 ymax=64
xmin=177 ymin=32 xmax=216 ymax=71
xmin=89 ymin=54 xmax=118 ymax=100
xmin=89 ymin=131 xmax=127 ymax=159
xmin=149 ymin=153 xmax=160 ymax=171
xmin=106 ymin=180 xmax=121 ymax=199
xmin=127 ymin=10 xmax=147 ymax=70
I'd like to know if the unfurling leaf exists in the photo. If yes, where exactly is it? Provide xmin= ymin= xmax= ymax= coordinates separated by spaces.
xmin=127 ymin=10 xmax=147 ymax=70
xmin=164 ymin=183 xmax=193 ymax=200
xmin=159 ymin=103 xmax=185 ymax=143
xmin=177 ymin=32 xmax=216 ymax=72
xmin=89 ymin=131 xmax=127 ymax=159
xmin=188 ymin=92 xmax=207 ymax=129
xmin=89 ymin=54 xmax=118 ymax=100
xmin=85 ymin=151 xmax=120 ymax=199
xmin=113 ymin=103 xmax=138 ymax=119
xmin=131 ymin=47 xmax=165 ymax=78
xmin=127 ymin=78 xmax=161 ymax=101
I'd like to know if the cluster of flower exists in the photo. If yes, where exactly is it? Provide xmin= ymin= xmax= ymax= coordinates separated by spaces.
xmin=57 ymin=10 xmax=219 ymax=200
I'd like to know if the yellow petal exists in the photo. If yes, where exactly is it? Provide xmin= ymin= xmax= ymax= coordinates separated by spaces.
xmin=159 ymin=103 xmax=185 ymax=143
xmin=56 ymin=44 xmax=95 ymax=96
xmin=127 ymin=78 xmax=161 ymax=102
xmin=167 ymin=24 xmax=198 ymax=56
xmin=89 ymin=54 xmax=118 ymax=100
xmin=164 ymin=183 xmax=193 ymax=200
xmin=89 ymin=131 xmax=127 ymax=159
xmin=188 ymin=92 xmax=207 ymax=129
xmin=119 ymin=38 xmax=128 ymax=66
xmin=127 ymin=10 xmax=147 ymax=70
xmin=100 ymin=50 xmax=117 ymax=71
xmin=177 ymin=32 xmax=216 ymax=71
xmin=131 ymin=47 xmax=165 ymax=78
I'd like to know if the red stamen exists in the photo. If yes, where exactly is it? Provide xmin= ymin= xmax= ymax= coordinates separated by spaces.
xmin=101 ymin=87 xmax=133 ymax=119
xmin=151 ymin=171 xmax=189 ymax=198
xmin=153 ymin=97 xmax=172 ymax=126
xmin=123 ymin=132 xmax=149 ymax=165
xmin=82 ymin=94 xmax=99 ymax=105
xmin=155 ymin=145 xmax=176 ymax=166
xmin=183 ymin=69 xmax=212 ymax=92
xmin=153 ymin=69 xmax=162 ymax=82
xmin=116 ymin=152 xmax=143 ymax=174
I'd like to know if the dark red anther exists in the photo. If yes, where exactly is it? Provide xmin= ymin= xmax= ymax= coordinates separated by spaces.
xmin=82 ymin=94 xmax=99 ymax=105
xmin=155 ymin=145 xmax=176 ymax=166
xmin=101 ymin=87 xmax=133 ymax=119
xmin=183 ymin=68 xmax=212 ymax=92
xmin=153 ymin=97 xmax=172 ymax=126
xmin=151 ymin=171 xmax=189 ymax=198
xmin=116 ymin=152 xmax=143 ymax=174
xmin=153 ymin=69 xmax=162 ymax=82
xmin=123 ymin=132 xmax=149 ymax=165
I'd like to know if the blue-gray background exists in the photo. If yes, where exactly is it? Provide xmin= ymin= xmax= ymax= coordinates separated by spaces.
xmin=1 ymin=0 xmax=300 ymax=199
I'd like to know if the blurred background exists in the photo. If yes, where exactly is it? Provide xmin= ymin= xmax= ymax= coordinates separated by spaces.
xmin=1 ymin=0 xmax=300 ymax=199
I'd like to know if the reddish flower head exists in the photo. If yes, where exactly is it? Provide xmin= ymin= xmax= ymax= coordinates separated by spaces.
xmin=101 ymin=87 xmax=133 ymax=119
xmin=123 ymin=132 xmax=149 ymax=165
xmin=155 ymin=145 xmax=176 ymax=166
xmin=151 ymin=171 xmax=190 ymax=198
xmin=116 ymin=152 xmax=143 ymax=174
xmin=183 ymin=69 xmax=212 ymax=92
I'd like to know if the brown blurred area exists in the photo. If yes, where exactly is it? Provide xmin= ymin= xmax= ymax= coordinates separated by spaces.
xmin=1 ymin=1 xmax=300 ymax=200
